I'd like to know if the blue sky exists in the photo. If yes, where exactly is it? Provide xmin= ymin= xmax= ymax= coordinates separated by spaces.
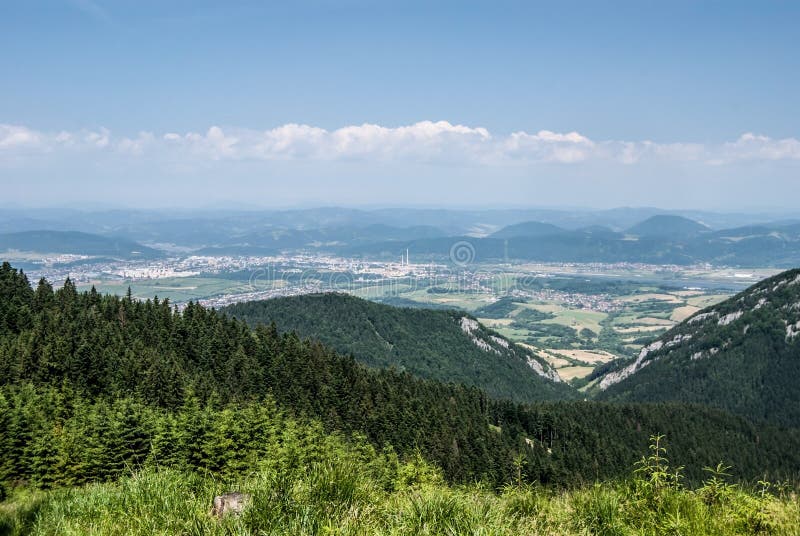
xmin=1 ymin=0 xmax=799 ymax=209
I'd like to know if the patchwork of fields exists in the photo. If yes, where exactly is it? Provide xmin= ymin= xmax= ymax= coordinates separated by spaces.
xmin=472 ymin=288 xmax=732 ymax=386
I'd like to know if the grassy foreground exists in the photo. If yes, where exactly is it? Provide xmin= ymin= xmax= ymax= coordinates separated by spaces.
xmin=2 ymin=444 xmax=799 ymax=536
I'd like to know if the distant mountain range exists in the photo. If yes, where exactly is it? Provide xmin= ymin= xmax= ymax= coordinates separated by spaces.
xmin=488 ymin=214 xmax=713 ymax=241
xmin=1 ymin=207 xmax=799 ymax=267
xmin=347 ymin=216 xmax=800 ymax=267
xmin=1 ymin=205 xmax=798 ymax=234
xmin=0 ymin=231 xmax=159 ymax=259
xmin=195 ymin=224 xmax=448 ymax=255
xmin=596 ymin=268 xmax=800 ymax=427
xmin=221 ymin=293 xmax=574 ymax=403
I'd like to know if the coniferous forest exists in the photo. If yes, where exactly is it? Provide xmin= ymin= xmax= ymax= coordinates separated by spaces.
xmin=221 ymin=292 xmax=575 ymax=404
xmin=2 ymin=261 xmax=800 ymax=534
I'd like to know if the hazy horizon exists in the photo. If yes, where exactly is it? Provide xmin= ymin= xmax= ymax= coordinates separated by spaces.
xmin=1 ymin=202 xmax=800 ymax=217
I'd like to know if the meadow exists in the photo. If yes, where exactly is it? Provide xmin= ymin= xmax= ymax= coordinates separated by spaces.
xmin=2 ymin=437 xmax=798 ymax=536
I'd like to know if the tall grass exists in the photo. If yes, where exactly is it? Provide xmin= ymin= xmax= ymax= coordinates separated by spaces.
xmin=1 ymin=434 xmax=799 ymax=535
xmin=2 ymin=466 xmax=799 ymax=535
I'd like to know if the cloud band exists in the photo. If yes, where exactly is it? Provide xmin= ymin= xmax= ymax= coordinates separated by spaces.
xmin=1 ymin=121 xmax=799 ymax=166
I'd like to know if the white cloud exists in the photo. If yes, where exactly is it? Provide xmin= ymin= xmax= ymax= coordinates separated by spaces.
xmin=503 ymin=130 xmax=595 ymax=163
xmin=117 ymin=131 xmax=155 ymax=155
xmin=717 ymin=132 xmax=800 ymax=162
xmin=180 ymin=126 xmax=240 ymax=160
xmin=0 ymin=125 xmax=42 ymax=149
xmin=1 ymin=121 xmax=799 ymax=167
xmin=84 ymin=127 xmax=111 ymax=148
xmin=150 ymin=121 xmax=492 ymax=162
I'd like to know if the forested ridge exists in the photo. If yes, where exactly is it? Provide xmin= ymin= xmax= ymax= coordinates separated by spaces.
xmin=598 ymin=268 xmax=800 ymax=427
xmin=221 ymin=293 xmax=573 ymax=404
xmin=2 ymin=261 xmax=800 ymax=494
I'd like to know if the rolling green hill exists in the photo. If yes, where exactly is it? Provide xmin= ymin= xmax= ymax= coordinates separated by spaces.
xmin=626 ymin=215 xmax=710 ymax=238
xmin=221 ymin=293 xmax=573 ymax=403
xmin=597 ymin=268 xmax=800 ymax=427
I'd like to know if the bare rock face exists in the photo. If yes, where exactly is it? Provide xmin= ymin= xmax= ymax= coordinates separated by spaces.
xmin=211 ymin=492 xmax=251 ymax=518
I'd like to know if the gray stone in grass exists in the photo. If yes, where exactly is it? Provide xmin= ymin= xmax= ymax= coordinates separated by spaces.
xmin=211 ymin=492 xmax=251 ymax=518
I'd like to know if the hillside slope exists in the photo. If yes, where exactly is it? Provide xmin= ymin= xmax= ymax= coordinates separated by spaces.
xmin=597 ymin=268 xmax=800 ymax=426
xmin=222 ymin=293 xmax=573 ymax=403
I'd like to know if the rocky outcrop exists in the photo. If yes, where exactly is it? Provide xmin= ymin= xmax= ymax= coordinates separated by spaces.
xmin=211 ymin=492 xmax=251 ymax=518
